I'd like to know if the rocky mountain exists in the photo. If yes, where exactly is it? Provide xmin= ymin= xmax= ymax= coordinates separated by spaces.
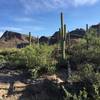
xmin=90 ymin=23 xmax=100 ymax=30
xmin=38 ymin=28 xmax=85 ymax=45
xmin=48 ymin=23 xmax=100 ymax=45
xmin=0 ymin=23 xmax=100 ymax=48
xmin=69 ymin=28 xmax=85 ymax=39
xmin=1 ymin=31 xmax=28 ymax=42
xmin=48 ymin=28 xmax=85 ymax=45
xmin=39 ymin=36 xmax=49 ymax=44
xmin=0 ymin=31 xmax=36 ymax=48
xmin=90 ymin=23 xmax=100 ymax=36
xmin=49 ymin=31 xmax=60 ymax=45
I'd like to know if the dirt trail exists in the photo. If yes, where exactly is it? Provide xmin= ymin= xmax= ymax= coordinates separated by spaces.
xmin=0 ymin=69 xmax=32 ymax=100
xmin=0 ymin=69 xmax=67 ymax=100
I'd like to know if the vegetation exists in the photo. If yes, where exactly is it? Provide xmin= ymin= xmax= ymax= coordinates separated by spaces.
xmin=0 ymin=13 xmax=100 ymax=100
xmin=0 ymin=44 xmax=57 ymax=77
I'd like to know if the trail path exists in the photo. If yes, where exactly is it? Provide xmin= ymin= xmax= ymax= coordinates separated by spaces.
xmin=0 ymin=69 xmax=67 ymax=100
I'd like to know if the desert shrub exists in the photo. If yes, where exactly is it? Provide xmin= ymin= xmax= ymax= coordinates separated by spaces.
xmin=0 ymin=48 xmax=23 ymax=68
xmin=0 ymin=48 xmax=18 ymax=56
xmin=63 ymin=86 xmax=88 ymax=100
xmin=0 ymin=55 xmax=6 ymax=68
xmin=70 ymin=31 xmax=100 ymax=70
xmin=0 ymin=55 xmax=5 ymax=63
xmin=21 ymin=44 xmax=57 ymax=78
xmin=0 ymin=44 xmax=57 ymax=76
xmin=7 ymin=49 xmax=26 ymax=68
xmin=63 ymin=83 xmax=100 ymax=100
xmin=67 ymin=63 xmax=100 ymax=99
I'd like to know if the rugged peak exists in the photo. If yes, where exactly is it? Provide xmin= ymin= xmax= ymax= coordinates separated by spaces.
xmin=0 ymin=31 xmax=36 ymax=48
xmin=1 ymin=31 xmax=23 ymax=41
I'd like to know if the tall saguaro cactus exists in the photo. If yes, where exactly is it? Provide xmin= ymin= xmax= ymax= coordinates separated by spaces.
xmin=59 ymin=12 xmax=71 ymax=76
xmin=29 ymin=32 xmax=31 ymax=46
xmin=60 ymin=12 xmax=66 ymax=60
xmin=64 ymin=24 xmax=67 ymax=42
xmin=86 ymin=24 xmax=88 ymax=31
xmin=86 ymin=24 xmax=89 ymax=50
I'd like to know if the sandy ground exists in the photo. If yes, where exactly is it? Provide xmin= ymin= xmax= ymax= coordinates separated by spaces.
xmin=0 ymin=69 xmax=67 ymax=100
xmin=0 ymin=69 xmax=34 ymax=100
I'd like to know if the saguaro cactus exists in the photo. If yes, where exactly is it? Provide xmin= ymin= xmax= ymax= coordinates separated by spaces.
xmin=86 ymin=24 xmax=88 ymax=31
xmin=63 ymin=24 xmax=66 ymax=59
xmin=68 ymin=31 xmax=70 ymax=49
xmin=37 ymin=36 xmax=39 ymax=46
xmin=57 ymin=28 xmax=60 ymax=45
xmin=98 ymin=23 xmax=100 ymax=37
xmin=64 ymin=24 xmax=67 ymax=42
xmin=86 ymin=24 xmax=89 ymax=50
xmin=60 ymin=12 xmax=66 ymax=60
xmin=29 ymin=32 xmax=31 ymax=46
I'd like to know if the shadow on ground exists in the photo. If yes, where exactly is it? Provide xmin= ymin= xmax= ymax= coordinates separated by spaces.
xmin=0 ymin=69 xmax=64 ymax=100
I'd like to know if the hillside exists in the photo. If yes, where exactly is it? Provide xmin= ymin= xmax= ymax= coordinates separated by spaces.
xmin=0 ymin=31 xmax=36 ymax=48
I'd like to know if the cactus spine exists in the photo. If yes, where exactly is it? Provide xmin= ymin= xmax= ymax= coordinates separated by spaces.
xmin=29 ymin=32 xmax=31 ymax=46
xmin=60 ymin=12 xmax=66 ymax=60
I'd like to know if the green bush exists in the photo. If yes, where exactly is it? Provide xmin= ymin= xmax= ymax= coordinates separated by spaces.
xmin=0 ymin=45 xmax=57 ymax=77
xmin=21 ymin=44 xmax=57 ymax=78
xmin=70 ymin=31 xmax=100 ymax=70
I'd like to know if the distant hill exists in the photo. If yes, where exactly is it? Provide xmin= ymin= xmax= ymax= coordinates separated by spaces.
xmin=49 ymin=31 xmax=59 ymax=45
xmin=39 ymin=36 xmax=49 ymax=44
xmin=0 ymin=23 xmax=100 ymax=48
xmin=69 ymin=28 xmax=85 ymax=39
xmin=48 ymin=28 xmax=85 ymax=45
xmin=0 ymin=31 xmax=36 ymax=48
xmin=90 ymin=23 xmax=100 ymax=36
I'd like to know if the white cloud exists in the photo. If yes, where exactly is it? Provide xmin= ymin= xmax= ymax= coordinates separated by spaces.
xmin=0 ymin=25 xmax=45 ymax=37
xmin=14 ymin=17 xmax=42 ymax=24
xmin=19 ymin=0 xmax=99 ymax=13
xmin=0 ymin=26 xmax=22 ymax=31
xmin=15 ymin=17 xmax=33 ymax=22
xmin=19 ymin=0 xmax=68 ymax=13
xmin=23 ymin=25 xmax=45 ymax=31
xmin=73 ymin=0 xmax=99 ymax=6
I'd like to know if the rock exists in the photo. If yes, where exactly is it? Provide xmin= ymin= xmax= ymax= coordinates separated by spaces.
xmin=0 ymin=31 xmax=37 ymax=48
xmin=39 ymin=36 xmax=49 ymax=44
xmin=0 ymin=89 xmax=8 ymax=99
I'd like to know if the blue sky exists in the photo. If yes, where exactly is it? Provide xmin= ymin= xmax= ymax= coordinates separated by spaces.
xmin=0 ymin=0 xmax=100 ymax=37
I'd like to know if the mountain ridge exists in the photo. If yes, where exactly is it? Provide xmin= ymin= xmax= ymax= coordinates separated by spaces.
xmin=0 ymin=23 xmax=100 ymax=48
